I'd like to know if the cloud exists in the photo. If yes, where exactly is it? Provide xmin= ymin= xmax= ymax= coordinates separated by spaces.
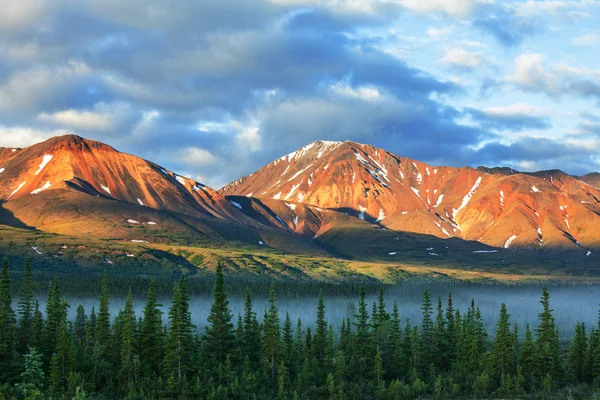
xmin=506 ymin=53 xmax=600 ymax=99
xmin=0 ymin=126 xmax=67 ymax=148
xmin=400 ymin=0 xmax=487 ymax=18
xmin=571 ymin=33 xmax=600 ymax=46
xmin=442 ymin=48 xmax=490 ymax=70
xmin=468 ymin=103 xmax=552 ymax=131
xmin=38 ymin=102 xmax=135 ymax=132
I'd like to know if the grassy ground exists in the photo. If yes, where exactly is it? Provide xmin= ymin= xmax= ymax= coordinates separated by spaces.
xmin=2 ymin=223 xmax=600 ymax=285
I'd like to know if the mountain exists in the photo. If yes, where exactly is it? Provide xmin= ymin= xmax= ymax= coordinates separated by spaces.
xmin=0 ymin=135 xmax=330 ymax=256
xmin=221 ymin=140 xmax=600 ymax=252
xmin=2 ymin=135 xmax=600 ymax=281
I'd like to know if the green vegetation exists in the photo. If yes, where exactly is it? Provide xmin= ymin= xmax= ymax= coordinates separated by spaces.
xmin=1 ymin=259 xmax=600 ymax=398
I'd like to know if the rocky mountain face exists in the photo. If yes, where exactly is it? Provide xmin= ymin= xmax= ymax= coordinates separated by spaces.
xmin=221 ymin=140 xmax=600 ymax=252
xmin=1 ymin=135 xmax=599 ymax=259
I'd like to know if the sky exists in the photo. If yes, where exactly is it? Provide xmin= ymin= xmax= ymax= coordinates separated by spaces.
xmin=0 ymin=0 xmax=599 ymax=189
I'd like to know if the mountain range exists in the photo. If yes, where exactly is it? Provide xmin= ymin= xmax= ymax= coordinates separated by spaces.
xmin=1 ymin=134 xmax=599 ymax=279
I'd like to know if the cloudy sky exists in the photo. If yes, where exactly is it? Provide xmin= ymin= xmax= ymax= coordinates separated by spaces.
xmin=1 ymin=0 xmax=599 ymax=188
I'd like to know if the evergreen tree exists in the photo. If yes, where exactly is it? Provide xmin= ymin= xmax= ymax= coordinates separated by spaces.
xmin=42 ymin=278 xmax=67 ymax=363
xmin=17 ymin=346 xmax=45 ymax=399
xmin=140 ymin=279 xmax=163 ymax=378
xmin=535 ymin=287 xmax=561 ymax=381
xmin=120 ymin=290 xmax=138 ymax=390
xmin=164 ymin=277 xmax=195 ymax=386
xmin=354 ymin=287 xmax=372 ymax=381
xmin=17 ymin=258 xmax=35 ymax=353
xmin=520 ymin=324 xmax=536 ymax=390
xmin=419 ymin=289 xmax=434 ymax=375
xmin=491 ymin=303 xmax=514 ymax=384
xmin=568 ymin=322 xmax=587 ymax=383
xmin=0 ymin=259 xmax=15 ymax=367
xmin=205 ymin=264 xmax=235 ymax=366
xmin=263 ymin=283 xmax=281 ymax=380
xmin=242 ymin=287 xmax=261 ymax=366
xmin=314 ymin=290 xmax=327 ymax=366
xmin=95 ymin=271 xmax=111 ymax=346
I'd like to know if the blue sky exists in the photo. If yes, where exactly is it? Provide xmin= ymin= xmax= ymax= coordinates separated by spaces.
xmin=0 ymin=0 xmax=599 ymax=188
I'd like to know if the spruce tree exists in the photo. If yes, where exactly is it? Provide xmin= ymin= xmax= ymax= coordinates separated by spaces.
xmin=419 ymin=289 xmax=434 ymax=374
xmin=0 ymin=259 xmax=15 ymax=366
xmin=314 ymin=290 xmax=327 ymax=365
xmin=164 ymin=277 xmax=195 ymax=386
xmin=205 ymin=264 xmax=235 ymax=366
xmin=263 ymin=283 xmax=281 ymax=380
xmin=568 ymin=322 xmax=587 ymax=383
xmin=535 ymin=287 xmax=560 ymax=381
xmin=491 ymin=303 xmax=514 ymax=384
xmin=520 ymin=324 xmax=536 ymax=390
xmin=17 ymin=258 xmax=35 ymax=353
xmin=95 ymin=271 xmax=111 ymax=346
xmin=140 ymin=279 xmax=163 ymax=377
xmin=120 ymin=290 xmax=138 ymax=389
xmin=242 ymin=287 xmax=261 ymax=366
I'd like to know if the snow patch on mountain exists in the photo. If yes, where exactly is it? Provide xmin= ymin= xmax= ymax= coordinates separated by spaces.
xmin=8 ymin=181 xmax=26 ymax=199
xmin=504 ymin=234 xmax=518 ymax=248
xmin=30 ymin=181 xmax=52 ymax=194
xmin=35 ymin=154 xmax=53 ymax=175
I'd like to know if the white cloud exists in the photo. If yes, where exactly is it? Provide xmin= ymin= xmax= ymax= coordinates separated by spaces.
xmin=329 ymin=82 xmax=382 ymax=101
xmin=506 ymin=53 xmax=600 ymax=98
xmin=426 ymin=26 xmax=454 ymax=38
xmin=505 ymin=53 xmax=560 ymax=94
xmin=180 ymin=147 xmax=219 ymax=167
xmin=483 ymin=103 xmax=549 ymax=117
xmin=400 ymin=0 xmax=491 ymax=18
xmin=0 ymin=60 xmax=91 ymax=112
xmin=571 ymin=33 xmax=600 ymax=46
xmin=38 ymin=103 xmax=131 ymax=131
xmin=236 ymin=127 xmax=263 ymax=152
xmin=0 ymin=0 xmax=51 ymax=34
xmin=442 ymin=48 xmax=489 ymax=69
xmin=0 ymin=126 xmax=66 ymax=148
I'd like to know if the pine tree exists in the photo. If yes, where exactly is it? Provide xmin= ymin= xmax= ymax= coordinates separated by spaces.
xmin=314 ymin=290 xmax=327 ymax=365
xmin=568 ymin=322 xmax=587 ymax=383
xmin=445 ymin=294 xmax=457 ymax=366
xmin=120 ymin=290 xmax=138 ymax=389
xmin=95 ymin=271 xmax=111 ymax=346
xmin=354 ymin=287 xmax=372 ymax=381
xmin=17 ymin=346 xmax=45 ymax=399
xmin=17 ymin=258 xmax=35 ymax=353
xmin=434 ymin=296 xmax=448 ymax=371
xmin=535 ymin=287 xmax=560 ymax=381
xmin=140 ymin=279 xmax=163 ymax=377
xmin=491 ymin=303 xmax=514 ymax=384
xmin=282 ymin=312 xmax=296 ymax=376
xmin=205 ymin=264 xmax=235 ymax=366
xmin=42 ymin=278 xmax=67 ymax=363
xmin=164 ymin=277 xmax=195 ymax=386
xmin=263 ymin=283 xmax=281 ymax=380
xmin=242 ymin=287 xmax=261 ymax=366
xmin=419 ymin=289 xmax=434 ymax=375
xmin=0 ymin=259 xmax=15 ymax=367
xmin=520 ymin=324 xmax=536 ymax=390
xmin=73 ymin=305 xmax=87 ymax=344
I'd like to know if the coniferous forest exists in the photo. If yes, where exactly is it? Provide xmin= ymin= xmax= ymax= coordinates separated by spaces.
xmin=1 ymin=259 xmax=600 ymax=399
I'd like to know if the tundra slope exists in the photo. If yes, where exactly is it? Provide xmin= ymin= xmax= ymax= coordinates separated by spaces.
xmin=222 ymin=140 xmax=600 ymax=253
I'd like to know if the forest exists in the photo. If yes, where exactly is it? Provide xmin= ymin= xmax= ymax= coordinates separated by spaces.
xmin=1 ymin=258 xmax=600 ymax=399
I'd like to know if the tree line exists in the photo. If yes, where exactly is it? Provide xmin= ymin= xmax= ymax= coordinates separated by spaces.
xmin=1 ymin=258 xmax=600 ymax=399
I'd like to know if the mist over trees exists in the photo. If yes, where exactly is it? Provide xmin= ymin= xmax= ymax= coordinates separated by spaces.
xmin=2 ymin=259 xmax=600 ymax=398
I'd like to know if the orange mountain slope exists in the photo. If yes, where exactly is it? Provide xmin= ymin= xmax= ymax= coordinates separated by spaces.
xmin=221 ymin=140 xmax=600 ymax=252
